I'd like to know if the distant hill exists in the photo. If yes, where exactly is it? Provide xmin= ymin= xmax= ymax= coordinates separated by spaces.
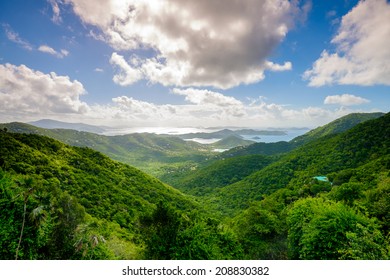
xmin=214 ymin=112 xmax=385 ymax=159
xmin=0 ymin=122 xmax=214 ymax=178
xmin=29 ymin=119 xmax=107 ymax=134
xmin=177 ymin=128 xmax=286 ymax=140
xmin=290 ymin=112 xmax=385 ymax=146
xmin=210 ymin=135 xmax=255 ymax=149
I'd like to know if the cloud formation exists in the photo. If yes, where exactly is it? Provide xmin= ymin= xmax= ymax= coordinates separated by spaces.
xmin=3 ymin=24 xmax=69 ymax=59
xmin=48 ymin=0 xmax=62 ymax=24
xmin=0 ymin=63 xmax=89 ymax=116
xmin=172 ymin=88 xmax=242 ymax=107
xmin=324 ymin=94 xmax=370 ymax=106
xmin=304 ymin=0 xmax=390 ymax=86
xmin=0 ymin=63 xmax=368 ymax=129
xmin=38 ymin=45 xmax=69 ymax=58
xmin=3 ymin=25 xmax=33 ymax=51
xmin=62 ymin=0 xmax=305 ymax=89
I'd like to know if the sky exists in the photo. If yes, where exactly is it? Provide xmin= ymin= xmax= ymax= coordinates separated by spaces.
xmin=0 ymin=0 xmax=389 ymax=129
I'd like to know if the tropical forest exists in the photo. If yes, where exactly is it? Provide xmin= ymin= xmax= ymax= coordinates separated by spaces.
xmin=1 ymin=112 xmax=389 ymax=260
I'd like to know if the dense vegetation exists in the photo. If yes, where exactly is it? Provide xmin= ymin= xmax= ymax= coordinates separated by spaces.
xmin=0 ymin=122 xmax=215 ymax=178
xmin=0 ymin=132 xmax=240 ymax=259
xmin=1 ymin=112 xmax=389 ymax=260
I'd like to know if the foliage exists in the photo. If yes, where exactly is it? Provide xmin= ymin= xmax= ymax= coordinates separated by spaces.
xmin=287 ymin=197 xmax=387 ymax=260
xmin=172 ymin=155 xmax=274 ymax=196
xmin=291 ymin=112 xmax=384 ymax=146
xmin=1 ymin=112 xmax=389 ymax=260
xmin=140 ymin=202 xmax=242 ymax=260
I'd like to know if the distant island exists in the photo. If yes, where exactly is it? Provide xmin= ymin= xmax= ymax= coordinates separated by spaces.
xmin=176 ymin=128 xmax=287 ymax=140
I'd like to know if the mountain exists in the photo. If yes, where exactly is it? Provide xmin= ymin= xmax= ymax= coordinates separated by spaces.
xmin=213 ymin=112 xmax=385 ymax=159
xmin=1 ymin=112 xmax=389 ymax=260
xmin=29 ymin=119 xmax=107 ymax=134
xmin=176 ymin=128 xmax=286 ymax=140
xmin=210 ymin=135 xmax=255 ymax=150
xmin=291 ymin=112 xmax=385 ymax=146
xmin=0 ymin=131 xmax=241 ymax=260
xmin=0 ymin=122 xmax=214 ymax=178
xmin=209 ymin=112 xmax=390 ymax=215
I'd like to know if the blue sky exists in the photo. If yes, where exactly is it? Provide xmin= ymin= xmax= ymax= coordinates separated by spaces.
xmin=0 ymin=0 xmax=389 ymax=128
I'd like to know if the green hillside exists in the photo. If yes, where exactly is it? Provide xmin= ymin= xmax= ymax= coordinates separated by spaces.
xmin=226 ymin=113 xmax=390 ymax=259
xmin=210 ymin=135 xmax=255 ymax=150
xmin=214 ymin=112 xmax=384 ymax=160
xmin=0 ymin=122 xmax=215 ymax=178
xmin=291 ymin=112 xmax=385 ymax=146
xmin=217 ymin=141 xmax=292 ymax=158
xmin=0 ymin=132 xmax=241 ymax=260
xmin=1 ymin=112 xmax=389 ymax=260
xmin=211 ymin=112 xmax=390 ymax=214
xmin=166 ymin=155 xmax=275 ymax=196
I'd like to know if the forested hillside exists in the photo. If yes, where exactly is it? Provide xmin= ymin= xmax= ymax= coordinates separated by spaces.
xmin=0 ymin=122 xmax=214 ymax=178
xmin=210 ymin=112 xmax=390 ymax=214
xmin=1 ymin=112 xmax=389 ymax=260
xmin=0 ymin=132 xmax=241 ymax=260
xmin=291 ymin=112 xmax=385 ymax=146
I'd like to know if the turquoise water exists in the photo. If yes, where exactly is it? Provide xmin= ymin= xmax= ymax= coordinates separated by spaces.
xmin=313 ymin=176 xmax=329 ymax=182
xmin=240 ymin=129 xmax=309 ymax=143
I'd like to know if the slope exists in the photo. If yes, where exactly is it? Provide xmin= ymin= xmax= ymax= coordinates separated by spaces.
xmin=0 ymin=122 xmax=214 ymax=178
xmin=290 ymin=112 xmax=385 ymax=146
xmin=211 ymin=112 xmax=390 ymax=215
xmin=166 ymin=155 xmax=275 ymax=196
xmin=0 ymin=131 xmax=244 ymax=260
xmin=215 ymin=112 xmax=384 ymax=160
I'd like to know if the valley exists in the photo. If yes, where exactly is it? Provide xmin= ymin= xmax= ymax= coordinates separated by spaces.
xmin=1 ymin=112 xmax=389 ymax=260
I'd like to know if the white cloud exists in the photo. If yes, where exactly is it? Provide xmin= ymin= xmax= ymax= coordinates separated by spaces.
xmin=3 ymin=25 xmax=33 ymax=51
xmin=48 ymin=0 xmax=62 ymax=24
xmin=265 ymin=61 xmax=293 ymax=72
xmin=0 ymin=63 xmax=89 ymax=117
xmin=324 ymin=94 xmax=370 ymax=106
xmin=94 ymin=68 xmax=104 ymax=72
xmin=62 ymin=0 xmax=306 ymax=89
xmin=38 ymin=45 xmax=57 ymax=55
xmin=172 ymin=88 xmax=242 ymax=107
xmin=0 ymin=63 xmax=367 ymax=128
xmin=38 ymin=45 xmax=69 ymax=58
xmin=304 ymin=0 xmax=390 ymax=86
xmin=109 ymin=52 xmax=143 ymax=86
xmin=3 ymin=25 xmax=68 ymax=58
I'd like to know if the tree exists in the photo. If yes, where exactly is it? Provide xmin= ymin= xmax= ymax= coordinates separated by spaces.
xmin=15 ymin=178 xmax=34 ymax=260
xmin=140 ymin=202 xmax=181 ymax=259
xmin=329 ymin=182 xmax=364 ymax=206
xmin=287 ymin=197 xmax=387 ymax=259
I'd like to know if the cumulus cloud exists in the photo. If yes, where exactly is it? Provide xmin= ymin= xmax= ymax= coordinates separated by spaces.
xmin=172 ymin=88 xmax=242 ymax=107
xmin=38 ymin=45 xmax=69 ymax=58
xmin=0 ymin=63 xmax=89 ymax=116
xmin=109 ymin=52 xmax=143 ymax=86
xmin=172 ymin=88 xmax=245 ymax=118
xmin=324 ymin=94 xmax=370 ymax=106
xmin=62 ymin=0 xmax=307 ymax=89
xmin=304 ymin=0 xmax=390 ymax=86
